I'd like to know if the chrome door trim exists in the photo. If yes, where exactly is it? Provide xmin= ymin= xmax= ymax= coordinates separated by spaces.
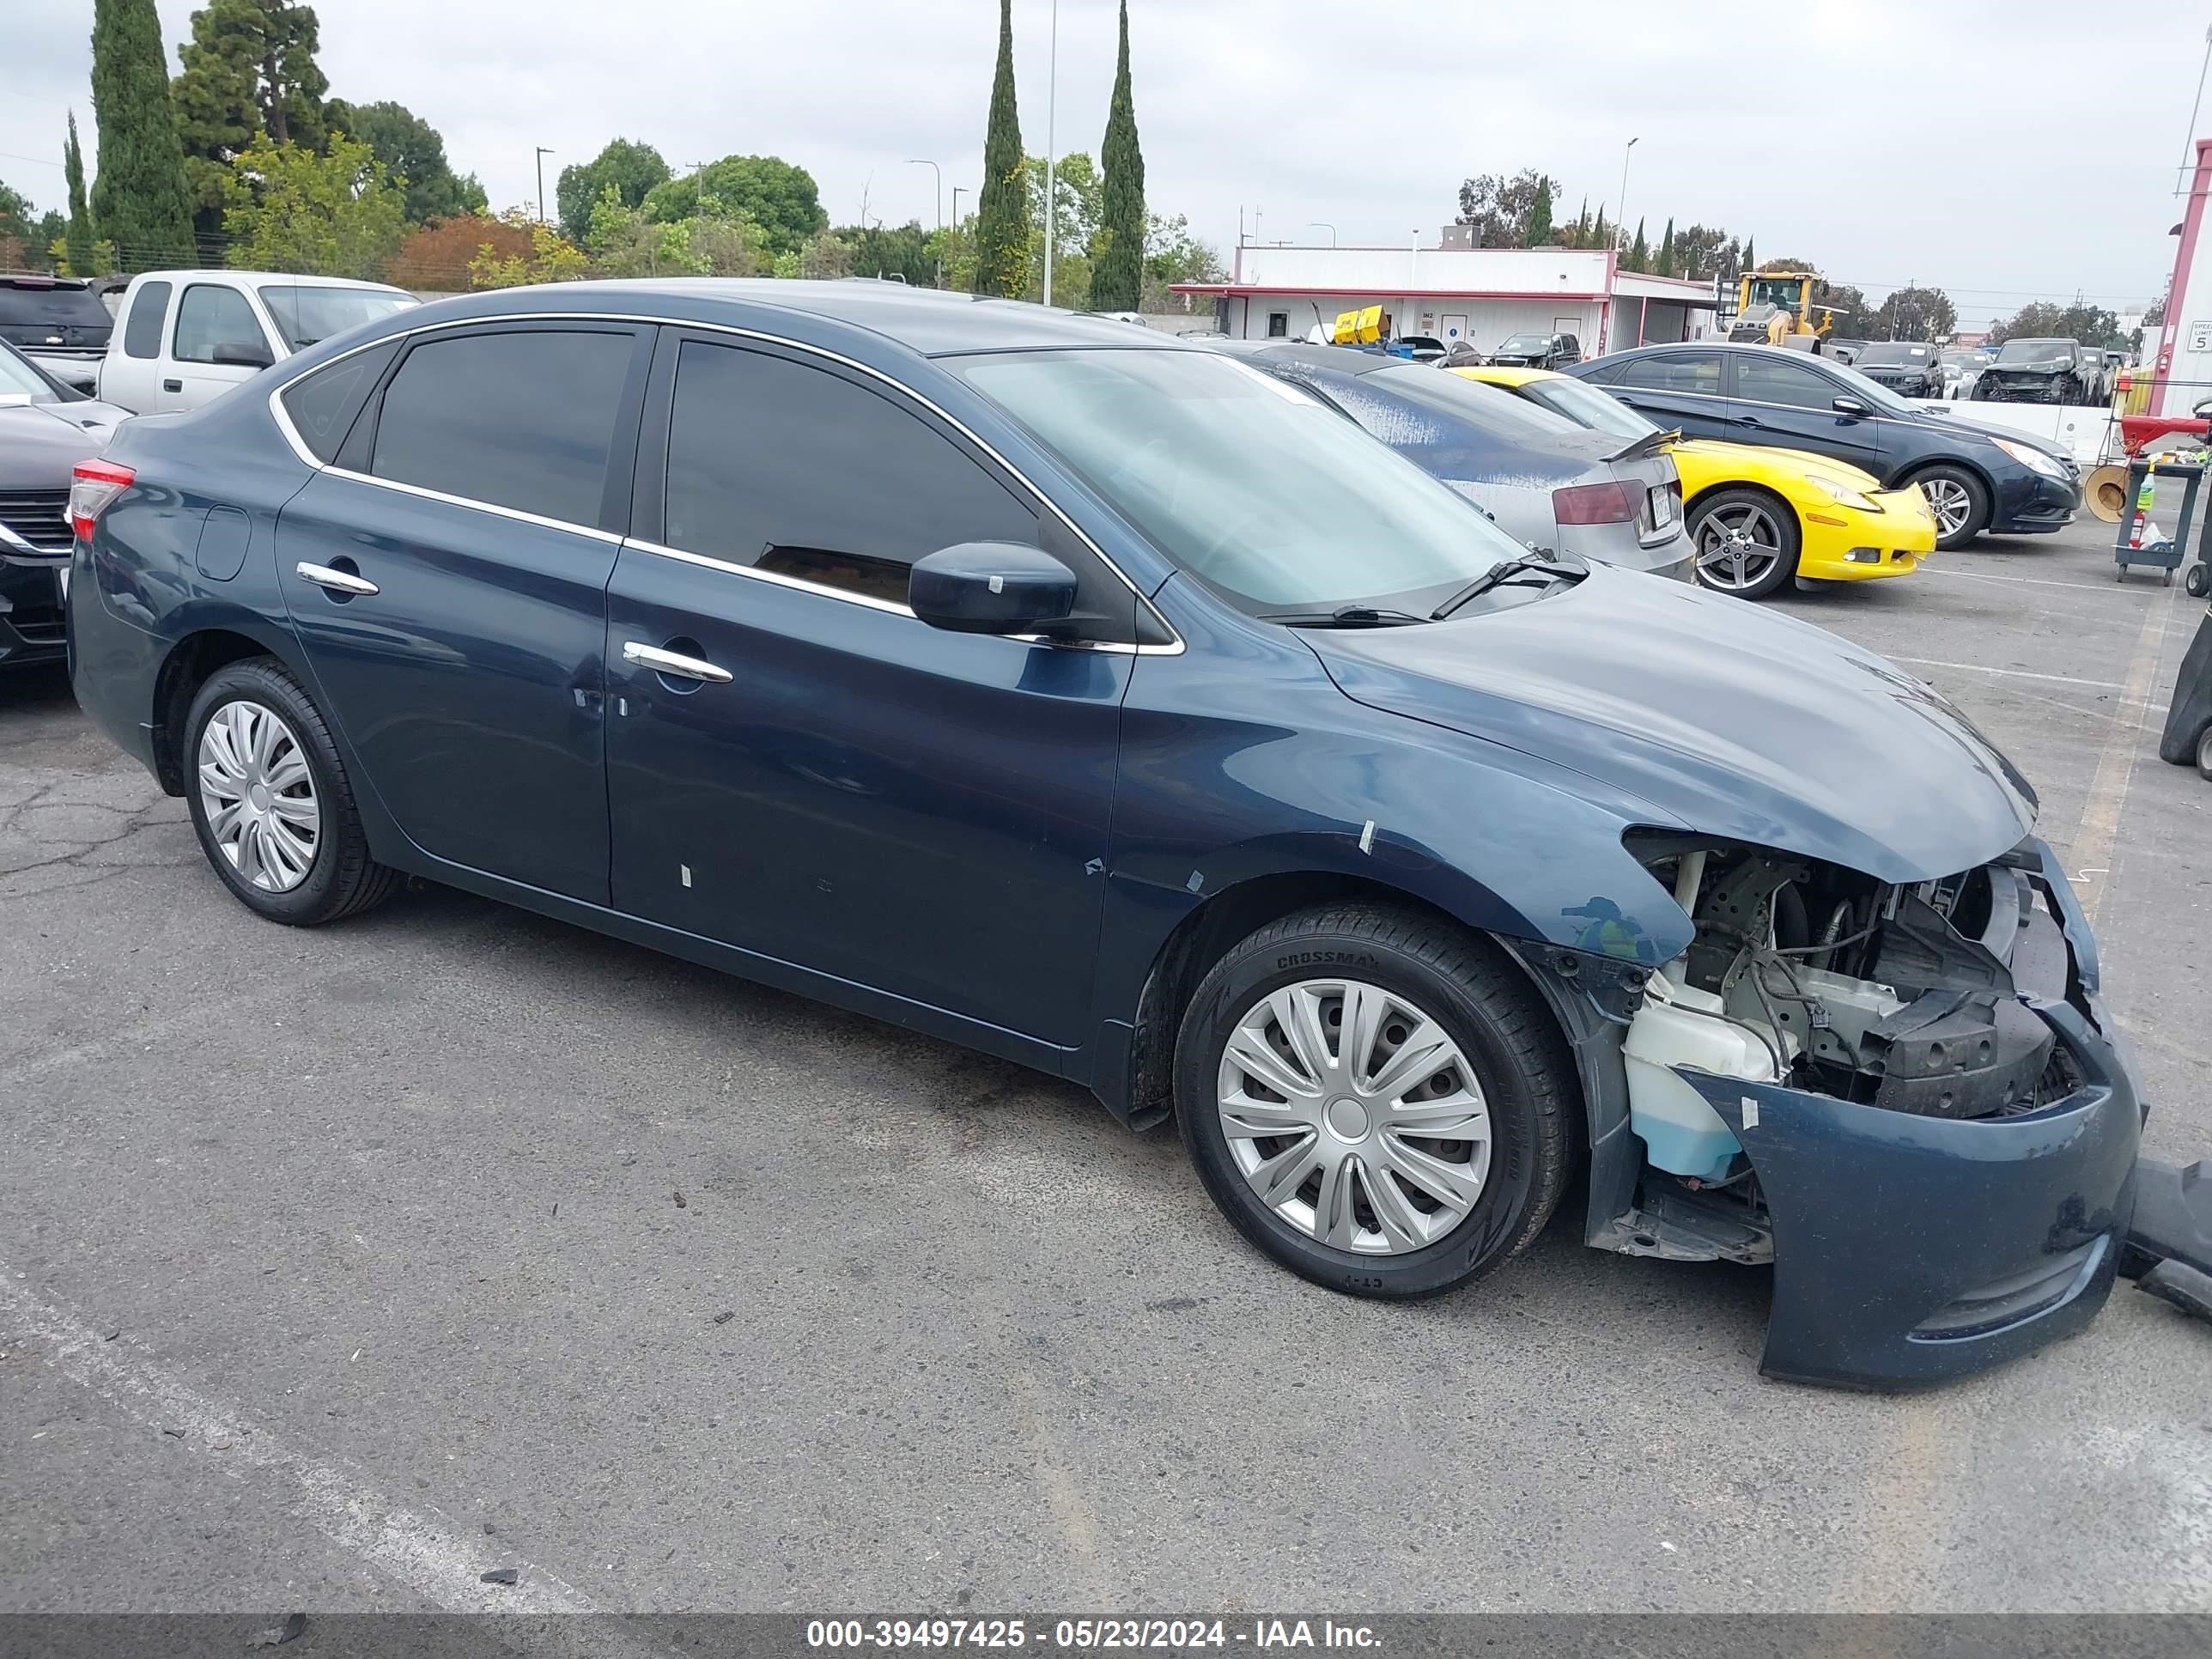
xmin=620 ymin=640 xmax=733 ymax=684
xmin=294 ymin=560 xmax=380 ymax=596
xmin=261 ymin=308 xmax=1182 ymax=652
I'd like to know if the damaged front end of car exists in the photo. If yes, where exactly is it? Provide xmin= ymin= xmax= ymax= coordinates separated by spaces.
xmin=1508 ymin=833 xmax=2142 ymax=1389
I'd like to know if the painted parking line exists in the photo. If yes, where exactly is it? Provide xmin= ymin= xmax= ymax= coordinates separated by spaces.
xmin=1919 ymin=566 xmax=2150 ymax=594
xmin=1884 ymin=656 xmax=2131 ymax=691
xmin=0 ymin=1273 xmax=651 ymax=1644
xmin=2068 ymin=581 xmax=2185 ymax=923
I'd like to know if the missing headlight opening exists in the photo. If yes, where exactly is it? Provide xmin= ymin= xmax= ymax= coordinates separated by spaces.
xmin=1616 ymin=832 xmax=2087 ymax=1188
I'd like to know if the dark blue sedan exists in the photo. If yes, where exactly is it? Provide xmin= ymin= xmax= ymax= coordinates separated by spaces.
xmin=1568 ymin=341 xmax=2082 ymax=549
xmin=64 ymin=282 xmax=2142 ymax=1386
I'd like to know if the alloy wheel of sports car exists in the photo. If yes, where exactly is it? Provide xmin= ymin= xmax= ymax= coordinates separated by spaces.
xmin=1688 ymin=489 xmax=1800 ymax=599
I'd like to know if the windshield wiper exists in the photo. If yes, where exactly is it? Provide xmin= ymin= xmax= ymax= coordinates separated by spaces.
xmin=1261 ymin=604 xmax=1430 ymax=628
xmin=1429 ymin=558 xmax=1577 ymax=619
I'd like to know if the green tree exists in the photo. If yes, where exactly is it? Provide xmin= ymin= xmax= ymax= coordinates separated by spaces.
xmin=1523 ymin=178 xmax=1553 ymax=248
xmin=36 ymin=210 xmax=68 ymax=271
xmin=1868 ymin=284 xmax=1955 ymax=342
xmin=1590 ymin=205 xmax=1608 ymax=249
xmin=1655 ymin=217 xmax=1675 ymax=278
xmin=90 ymin=0 xmax=201 ymax=270
xmin=326 ymin=100 xmax=483 ymax=225
xmin=173 ymin=0 xmax=329 ymax=237
xmin=1024 ymin=152 xmax=1100 ymax=295
xmin=556 ymin=138 xmax=670 ymax=242
xmin=1625 ymin=217 xmax=1647 ymax=271
xmin=222 ymin=133 xmax=404 ymax=276
xmin=469 ymin=213 xmax=589 ymax=289
xmin=64 ymin=114 xmax=98 ymax=276
xmin=1455 ymin=169 xmax=1559 ymax=247
xmin=1091 ymin=0 xmax=1146 ymax=311
xmin=839 ymin=221 xmax=936 ymax=286
xmin=972 ymin=0 xmax=1027 ymax=298
xmin=641 ymin=155 xmax=825 ymax=257
xmin=1741 ymin=236 xmax=1755 ymax=273
xmin=586 ymin=185 xmax=767 ymax=278
xmin=1990 ymin=300 xmax=2126 ymax=349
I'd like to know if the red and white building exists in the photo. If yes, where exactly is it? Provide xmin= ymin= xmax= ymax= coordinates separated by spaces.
xmin=2156 ymin=137 xmax=2212 ymax=415
xmin=1170 ymin=239 xmax=1721 ymax=356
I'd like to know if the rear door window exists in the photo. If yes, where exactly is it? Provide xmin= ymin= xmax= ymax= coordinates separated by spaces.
xmin=368 ymin=329 xmax=636 ymax=526
xmin=173 ymin=284 xmax=270 ymax=365
xmin=1613 ymin=352 xmax=1723 ymax=395
xmin=661 ymin=338 xmax=1036 ymax=605
xmin=122 ymin=281 xmax=172 ymax=358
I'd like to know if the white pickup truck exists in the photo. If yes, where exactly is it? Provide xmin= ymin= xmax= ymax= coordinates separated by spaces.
xmin=32 ymin=270 xmax=416 ymax=414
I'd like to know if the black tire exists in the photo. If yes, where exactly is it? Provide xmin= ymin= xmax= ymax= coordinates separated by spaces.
xmin=2198 ymin=727 xmax=2212 ymax=782
xmin=1173 ymin=903 xmax=1576 ymax=1300
xmin=1910 ymin=463 xmax=1992 ymax=550
xmin=2185 ymin=562 xmax=2209 ymax=599
xmin=183 ymin=656 xmax=398 ymax=926
xmin=1686 ymin=487 xmax=1801 ymax=599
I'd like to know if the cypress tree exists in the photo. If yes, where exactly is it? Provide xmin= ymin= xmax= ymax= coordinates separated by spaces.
xmin=1090 ymin=1 xmax=1146 ymax=312
xmin=1626 ymin=217 xmax=1647 ymax=272
xmin=971 ymin=0 xmax=1028 ymax=299
xmin=89 ymin=0 xmax=198 ymax=270
xmin=1742 ymin=236 xmax=1756 ymax=273
xmin=64 ymin=113 xmax=96 ymax=276
xmin=1656 ymin=217 xmax=1675 ymax=278
xmin=1523 ymin=177 xmax=1553 ymax=248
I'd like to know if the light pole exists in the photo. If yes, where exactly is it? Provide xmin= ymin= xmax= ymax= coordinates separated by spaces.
xmin=2181 ymin=22 xmax=2212 ymax=194
xmin=1042 ymin=0 xmax=1059 ymax=306
xmin=1309 ymin=222 xmax=1337 ymax=247
xmin=534 ymin=146 xmax=554 ymax=226
xmin=1615 ymin=137 xmax=1639 ymax=251
xmin=908 ymin=159 xmax=943 ymax=286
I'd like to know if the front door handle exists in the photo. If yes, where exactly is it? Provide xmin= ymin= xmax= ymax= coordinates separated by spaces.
xmin=622 ymin=641 xmax=732 ymax=684
xmin=295 ymin=561 xmax=379 ymax=597
xmin=162 ymin=379 xmax=182 ymax=393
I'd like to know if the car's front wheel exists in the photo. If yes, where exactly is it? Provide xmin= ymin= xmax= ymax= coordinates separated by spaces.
xmin=1912 ymin=465 xmax=1990 ymax=550
xmin=185 ymin=658 xmax=398 ymax=925
xmin=1174 ymin=904 xmax=1574 ymax=1299
xmin=1686 ymin=489 xmax=1800 ymax=599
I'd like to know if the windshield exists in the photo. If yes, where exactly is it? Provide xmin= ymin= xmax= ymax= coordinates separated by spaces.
xmin=1996 ymin=338 xmax=2073 ymax=365
xmin=0 ymin=341 xmax=60 ymax=399
xmin=1493 ymin=335 xmax=1552 ymax=354
xmin=951 ymin=349 xmax=1533 ymax=614
xmin=257 ymin=284 xmax=416 ymax=349
xmin=1511 ymin=374 xmax=1660 ymax=441
xmin=1855 ymin=343 xmax=1929 ymax=367
xmin=1744 ymin=276 xmax=1806 ymax=310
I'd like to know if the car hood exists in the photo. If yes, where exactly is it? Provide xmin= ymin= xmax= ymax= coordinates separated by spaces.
xmin=1984 ymin=362 xmax=2069 ymax=377
xmin=0 ymin=400 xmax=118 ymax=486
xmin=1304 ymin=563 xmax=2038 ymax=884
xmin=1669 ymin=436 xmax=1884 ymax=493
xmin=1911 ymin=405 xmax=2071 ymax=459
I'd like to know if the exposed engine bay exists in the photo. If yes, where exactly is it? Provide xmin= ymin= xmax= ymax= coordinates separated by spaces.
xmin=1577 ymin=834 xmax=2096 ymax=1264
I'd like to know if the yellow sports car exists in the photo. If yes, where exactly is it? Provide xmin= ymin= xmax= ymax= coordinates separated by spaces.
xmin=1453 ymin=365 xmax=1937 ymax=599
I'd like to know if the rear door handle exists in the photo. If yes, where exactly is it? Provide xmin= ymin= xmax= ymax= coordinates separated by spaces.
xmin=295 ymin=561 xmax=379 ymax=597
xmin=162 ymin=378 xmax=182 ymax=393
xmin=623 ymin=641 xmax=732 ymax=684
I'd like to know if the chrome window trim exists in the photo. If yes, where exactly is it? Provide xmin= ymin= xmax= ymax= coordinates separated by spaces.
xmin=262 ymin=309 xmax=1182 ymax=653
xmin=621 ymin=536 xmax=1181 ymax=655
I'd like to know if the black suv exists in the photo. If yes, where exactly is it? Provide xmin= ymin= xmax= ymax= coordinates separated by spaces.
xmin=1484 ymin=331 xmax=1581 ymax=369
xmin=1850 ymin=340 xmax=1941 ymax=399
xmin=0 ymin=275 xmax=113 ymax=385
xmin=1567 ymin=341 xmax=2081 ymax=549
xmin=1974 ymin=338 xmax=2088 ymax=404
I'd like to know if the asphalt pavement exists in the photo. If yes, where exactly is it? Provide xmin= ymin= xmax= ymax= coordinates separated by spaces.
xmin=3 ymin=515 xmax=2210 ymax=1619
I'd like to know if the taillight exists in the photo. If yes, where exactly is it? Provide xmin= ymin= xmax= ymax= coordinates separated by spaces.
xmin=69 ymin=457 xmax=134 ymax=542
xmin=1552 ymin=480 xmax=1638 ymax=525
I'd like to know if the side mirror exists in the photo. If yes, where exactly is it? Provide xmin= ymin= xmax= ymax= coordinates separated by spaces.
xmin=211 ymin=339 xmax=276 ymax=369
xmin=909 ymin=542 xmax=1079 ymax=635
xmin=1832 ymin=395 xmax=1870 ymax=418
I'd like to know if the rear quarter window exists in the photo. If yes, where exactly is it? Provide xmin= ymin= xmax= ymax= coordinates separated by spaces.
xmin=279 ymin=342 xmax=401 ymax=464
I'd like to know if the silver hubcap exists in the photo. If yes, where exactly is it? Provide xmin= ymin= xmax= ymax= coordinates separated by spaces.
xmin=1693 ymin=503 xmax=1785 ymax=591
xmin=1923 ymin=478 xmax=1971 ymax=538
xmin=1216 ymin=978 xmax=1492 ymax=1255
xmin=198 ymin=700 xmax=320 ymax=892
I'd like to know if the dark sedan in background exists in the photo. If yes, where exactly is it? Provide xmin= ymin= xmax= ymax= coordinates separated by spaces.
xmin=1850 ymin=341 xmax=1941 ymax=399
xmin=1568 ymin=341 xmax=2081 ymax=549
xmin=1 ymin=339 xmax=126 ymax=670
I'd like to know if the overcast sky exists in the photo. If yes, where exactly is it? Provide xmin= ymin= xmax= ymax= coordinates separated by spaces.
xmin=1 ymin=1 xmax=2200 ymax=323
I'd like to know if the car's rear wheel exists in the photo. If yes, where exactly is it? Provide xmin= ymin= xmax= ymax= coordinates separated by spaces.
xmin=1686 ymin=489 xmax=1800 ymax=599
xmin=1912 ymin=465 xmax=1990 ymax=550
xmin=185 ymin=658 xmax=398 ymax=926
xmin=1174 ymin=904 xmax=1574 ymax=1299
xmin=2198 ymin=726 xmax=2212 ymax=781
